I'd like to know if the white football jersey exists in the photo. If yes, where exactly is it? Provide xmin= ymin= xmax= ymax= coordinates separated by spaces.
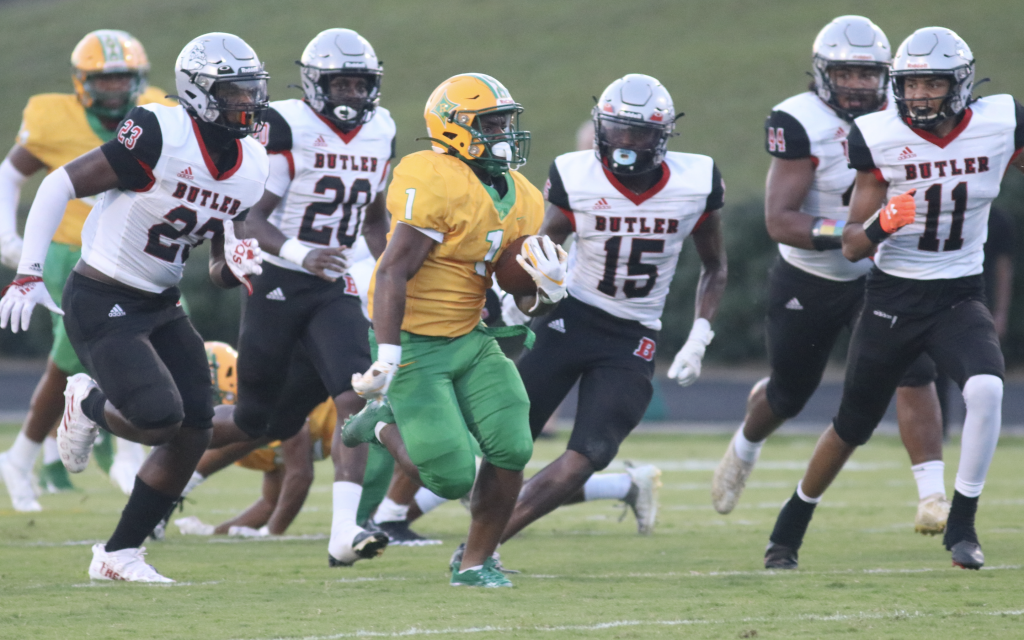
xmin=257 ymin=99 xmax=395 ymax=274
xmin=850 ymin=94 xmax=1024 ymax=280
xmin=546 ymin=150 xmax=724 ymax=330
xmin=765 ymin=92 xmax=873 ymax=281
xmin=82 ymin=104 xmax=269 ymax=293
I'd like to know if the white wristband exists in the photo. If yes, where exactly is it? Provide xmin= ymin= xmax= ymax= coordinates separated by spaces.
xmin=279 ymin=238 xmax=312 ymax=267
xmin=688 ymin=318 xmax=714 ymax=346
xmin=377 ymin=343 xmax=402 ymax=365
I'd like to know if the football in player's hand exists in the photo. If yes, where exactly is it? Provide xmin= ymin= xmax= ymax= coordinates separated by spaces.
xmin=493 ymin=235 xmax=538 ymax=297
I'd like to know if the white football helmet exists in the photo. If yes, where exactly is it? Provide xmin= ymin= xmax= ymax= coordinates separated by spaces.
xmin=811 ymin=16 xmax=891 ymax=121
xmin=891 ymin=27 xmax=975 ymax=130
xmin=173 ymin=33 xmax=269 ymax=138
xmin=299 ymin=29 xmax=383 ymax=130
xmin=592 ymin=74 xmax=677 ymax=176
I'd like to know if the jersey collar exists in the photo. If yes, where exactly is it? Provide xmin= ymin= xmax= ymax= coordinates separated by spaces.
xmin=905 ymin=108 xmax=973 ymax=149
xmin=189 ymin=118 xmax=244 ymax=181
xmin=314 ymin=111 xmax=362 ymax=144
xmin=602 ymin=163 xmax=671 ymax=206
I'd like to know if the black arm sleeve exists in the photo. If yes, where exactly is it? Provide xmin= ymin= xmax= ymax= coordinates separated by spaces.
xmin=390 ymin=135 xmax=397 ymax=160
xmin=845 ymin=123 xmax=876 ymax=171
xmin=705 ymin=162 xmax=725 ymax=211
xmin=1014 ymin=99 xmax=1024 ymax=150
xmin=99 ymin=106 xmax=163 ymax=191
xmin=262 ymin=107 xmax=293 ymax=153
xmin=544 ymin=160 xmax=570 ymax=210
xmin=764 ymin=110 xmax=811 ymax=159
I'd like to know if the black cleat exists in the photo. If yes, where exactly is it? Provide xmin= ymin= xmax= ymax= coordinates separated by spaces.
xmin=764 ymin=542 xmax=798 ymax=570
xmin=373 ymin=520 xmax=442 ymax=546
xmin=328 ymin=529 xmax=390 ymax=567
xmin=950 ymin=540 xmax=984 ymax=570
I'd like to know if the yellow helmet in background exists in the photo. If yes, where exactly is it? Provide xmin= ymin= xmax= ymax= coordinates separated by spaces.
xmin=71 ymin=29 xmax=150 ymax=120
xmin=423 ymin=73 xmax=530 ymax=176
xmin=204 ymin=341 xmax=238 ymax=405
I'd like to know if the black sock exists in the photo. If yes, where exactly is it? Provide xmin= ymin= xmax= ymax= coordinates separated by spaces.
xmin=81 ymin=389 xmax=110 ymax=431
xmin=769 ymin=490 xmax=818 ymax=550
xmin=106 ymin=477 xmax=177 ymax=552
xmin=944 ymin=491 xmax=979 ymax=549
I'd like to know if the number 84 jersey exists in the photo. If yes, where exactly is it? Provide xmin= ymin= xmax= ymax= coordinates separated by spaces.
xmin=545 ymin=150 xmax=724 ymax=330
xmin=258 ymin=99 xmax=396 ymax=274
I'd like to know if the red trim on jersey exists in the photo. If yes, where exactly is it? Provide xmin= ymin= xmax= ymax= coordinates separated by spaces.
xmin=1007 ymin=147 xmax=1023 ymax=174
xmin=810 ymin=155 xmax=820 ymax=168
xmin=601 ymin=163 xmax=671 ymax=206
xmin=269 ymin=149 xmax=295 ymax=179
xmin=906 ymin=108 xmax=973 ymax=149
xmin=377 ymin=159 xmax=391 ymax=191
xmin=314 ymin=112 xmax=362 ymax=144
xmin=690 ymin=210 xmax=712 ymax=234
xmin=131 ymin=159 xmax=156 ymax=193
xmin=871 ymin=168 xmax=886 ymax=183
xmin=190 ymin=118 xmax=243 ymax=181
xmin=557 ymin=206 xmax=576 ymax=231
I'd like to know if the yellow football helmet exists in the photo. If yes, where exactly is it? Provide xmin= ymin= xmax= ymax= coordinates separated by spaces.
xmin=423 ymin=73 xmax=530 ymax=176
xmin=71 ymin=29 xmax=150 ymax=120
xmin=205 ymin=341 xmax=238 ymax=405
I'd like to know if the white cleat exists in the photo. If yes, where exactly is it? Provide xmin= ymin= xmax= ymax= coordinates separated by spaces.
xmin=88 ymin=543 xmax=175 ymax=582
xmin=0 ymin=452 xmax=42 ymax=512
xmin=328 ymin=526 xmax=389 ymax=567
xmin=711 ymin=435 xmax=756 ymax=515
xmin=58 ymin=374 xmax=100 ymax=473
xmin=915 ymin=492 xmax=951 ymax=535
xmin=228 ymin=525 xmax=269 ymax=538
xmin=109 ymin=458 xmax=139 ymax=495
xmin=624 ymin=463 xmax=662 ymax=535
xmin=174 ymin=516 xmax=215 ymax=536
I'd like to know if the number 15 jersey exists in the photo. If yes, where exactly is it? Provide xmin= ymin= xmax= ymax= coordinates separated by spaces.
xmin=545 ymin=151 xmax=724 ymax=330
xmin=258 ymin=99 xmax=395 ymax=274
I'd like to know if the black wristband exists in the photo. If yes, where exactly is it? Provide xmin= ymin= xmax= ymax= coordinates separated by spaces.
xmin=862 ymin=211 xmax=891 ymax=244
xmin=810 ymin=217 xmax=845 ymax=251
xmin=220 ymin=263 xmax=242 ymax=288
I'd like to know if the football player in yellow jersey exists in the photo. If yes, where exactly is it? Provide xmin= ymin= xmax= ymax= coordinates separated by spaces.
xmin=341 ymin=73 xmax=568 ymax=587
xmin=0 ymin=30 xmax=176 ymax=510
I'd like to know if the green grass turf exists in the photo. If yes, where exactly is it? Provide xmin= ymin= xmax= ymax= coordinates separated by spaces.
xmin=1 ymin=424 xmax=1023 ymax=639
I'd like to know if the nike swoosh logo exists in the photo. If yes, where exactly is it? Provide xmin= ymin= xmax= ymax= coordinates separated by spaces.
xmin=397 ymin=361 xmax=417 ymax=368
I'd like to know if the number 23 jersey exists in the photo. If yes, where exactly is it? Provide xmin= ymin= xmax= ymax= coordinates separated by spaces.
xmin=257 ymin=99 xmax=396 ymax=274
xmin=86 ymin=104 xmax=269 ymax=293
xmin=546 ymin=150 xmax=724 ymax=330
xmin=848 ymin=94 xmax=1024 ymax=280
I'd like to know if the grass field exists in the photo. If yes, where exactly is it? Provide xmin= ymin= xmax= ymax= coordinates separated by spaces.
xmin=2 ymin=424 xmax=1023 ymax=639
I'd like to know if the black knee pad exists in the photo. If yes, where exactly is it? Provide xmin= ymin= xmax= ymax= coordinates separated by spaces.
xmin=832 ymin=414 xmax=874 ymax=447
xmin=568 ymin=368 xmax=652 ymax=471
xmin=765 ymin=375 xmax=816 ymax=420
xmin=233 ymin=399 xmax=273 ymax=439
xmin=119 ymin=382 xmax=185 ymax=430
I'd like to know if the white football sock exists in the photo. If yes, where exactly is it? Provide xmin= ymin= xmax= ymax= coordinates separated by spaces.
xmin=583 ymin=473 xmax=632 ymax=501
xmin=910 ymin=460 xmax=945 ymax=500
xmin=114 ymin=438 xmax=146 ymax=464
xmin=955 ymin=374 xmax=1002 ymax=498
xmin=8 ymin=433 xmax=41 ymax=470
xmin=331 ymin=481 xmax=363 ymax=538
xmin=796 ymin=480 xmax=822 ymax=504
xmin=373 ymin=497 xmax=409 ymax=524
xmin=413 ymin=487 xmax=448 ymax=514
xmin=42 ymin=436 xmax=60 ymax=465
xmin=182 ymin=471 xmax=205 ymax=497
xmin=733 ymin=426 xmax=763 ymax=464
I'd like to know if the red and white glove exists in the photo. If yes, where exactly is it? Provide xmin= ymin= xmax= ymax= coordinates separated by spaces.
xmin=351 ymin=344 xmax=401 ymax=400
xmin=516 ymin=235 xmax=568 ymax=311
xmin=667 ymin=319 xmax=714 ymax=387
xmin=224 ymin=221 xmax=263 ymax=295
xmin=0 ymin=275 xmax=63 ymax=333
xmin=879 ymin=189 xmax=916 ymax=233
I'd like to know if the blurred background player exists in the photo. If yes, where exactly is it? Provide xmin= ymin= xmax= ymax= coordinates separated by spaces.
xmin=201 ymin=29 xmax=394 ymax=567
xmin=765 ymin=27 xmax=1024 ymax=570
xmin=0 ymin=30 xmax=176 ymax=510
xmin=0 ymin=32 xmax=270 ymax=582
xmin=497 ymin=73 xmax=726 ymax=545
xmin=711 ymin=16 xmax=949 ymax=535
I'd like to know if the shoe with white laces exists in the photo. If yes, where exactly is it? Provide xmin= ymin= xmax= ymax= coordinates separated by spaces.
xmin=58 ymin=374 xmax=100 ymax=473
xmin=0 ymin=451 xmax=42 ymax=512
xmin=623 ymin=463 xmax=661 ymax=535
xmin=174 ymin=516 xmax=215 ymax=536
xmin=711 ymin=435 xmax=756 ymax=515
xmin=88 ymin=543 xmax=175 ymax=582
xmin=328 ymin=526 xmax=389 ymax=567
xmin=914 ymin=492 xmax=951 ymax=535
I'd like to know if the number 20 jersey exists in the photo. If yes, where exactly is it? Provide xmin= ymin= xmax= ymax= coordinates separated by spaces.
xmin=545 ymin=150 xmax=724 ymax=330
xmin=849 ymin=94 xmax=1024 ymax=280
xmin=258 ymin=99 xmax=395 ymax=274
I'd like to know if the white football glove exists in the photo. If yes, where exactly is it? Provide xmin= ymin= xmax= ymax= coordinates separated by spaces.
xmin=516 ymin=235 xmax=568 ymax=311
xmin=351 ymin=344 xmax=401 ymax=400
xmin=0 ymin=275 xmax=63 ymax=333
xmin=223 ymin=220 xmax=263 ymax=295
xmin=0 ymin=233 xmax=23 ymax=270
xmin=667 ymin=318 xmax=714 ymax=387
